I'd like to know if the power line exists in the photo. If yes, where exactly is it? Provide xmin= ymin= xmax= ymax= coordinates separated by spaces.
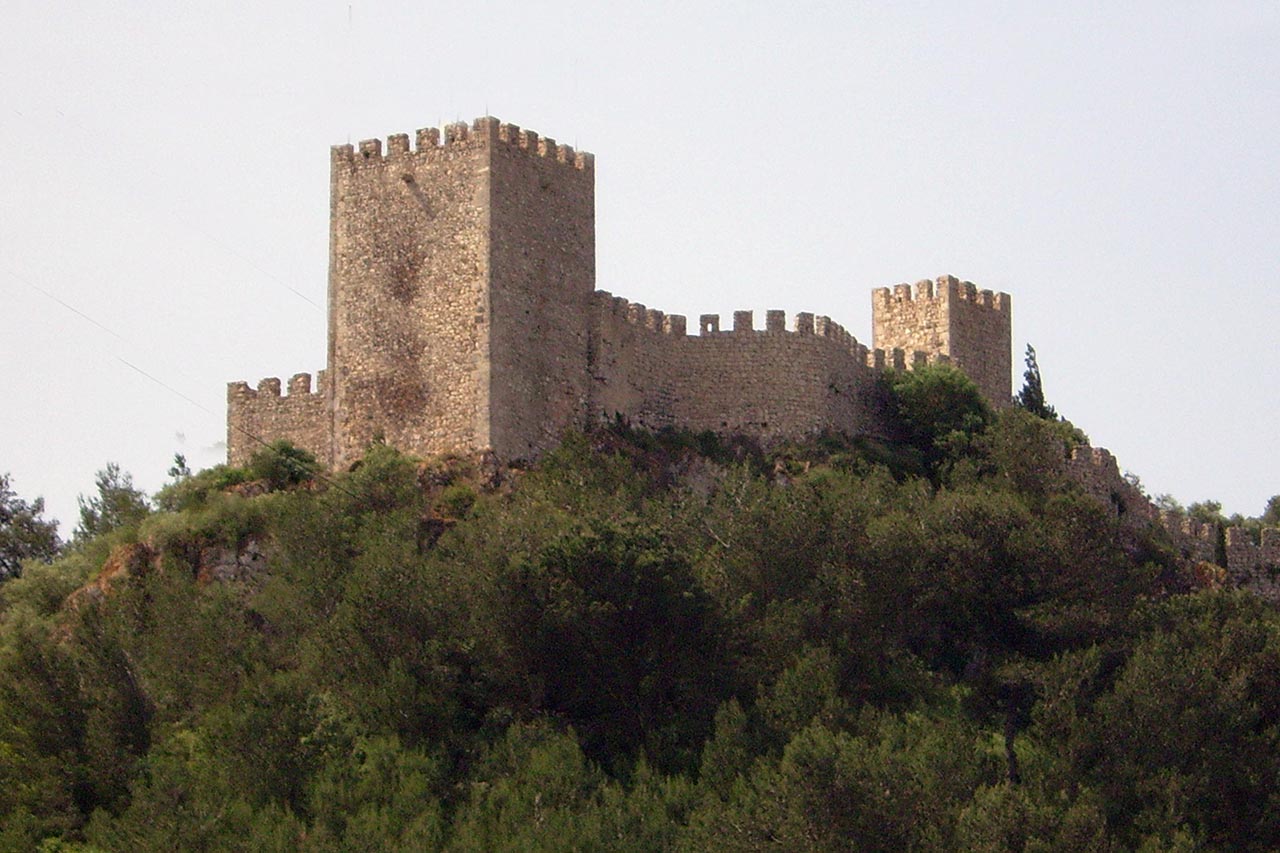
xmin=14 ymin=270 xmax=362 ymax=502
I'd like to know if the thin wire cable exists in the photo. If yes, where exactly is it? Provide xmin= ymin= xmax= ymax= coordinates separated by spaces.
xmin=15 ymin=270 xmax=362 ymax=501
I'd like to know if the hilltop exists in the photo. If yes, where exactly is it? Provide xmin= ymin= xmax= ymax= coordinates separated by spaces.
xmin=2 ymin=366 xmax=1279 ymax=851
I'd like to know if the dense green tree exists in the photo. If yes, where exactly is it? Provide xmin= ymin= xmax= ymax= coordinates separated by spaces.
xmin=485 ymin=520 xmax=729 ymax=772
xmin=0 ymin=424 xmax=1274 ymax=848
xmin=885 ymin=364 xmax=992 ymax=480
xmin=1262 ymin=495 xmax=1280 ymax=526
xmin=73 ymin=464 xmax=149 ymax=544
xmin=0 ymin=473 xmax=60 ymax=580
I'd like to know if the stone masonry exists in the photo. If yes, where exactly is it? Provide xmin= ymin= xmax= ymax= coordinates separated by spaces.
xmin=227 ymin=116 xmax=1013 ymax=469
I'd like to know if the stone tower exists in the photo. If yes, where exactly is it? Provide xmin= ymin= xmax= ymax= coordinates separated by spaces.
xmin=327 ymin=117 xmax=595 ymax=467
xmin=871 ymin=275 xmax=1012 ymax=405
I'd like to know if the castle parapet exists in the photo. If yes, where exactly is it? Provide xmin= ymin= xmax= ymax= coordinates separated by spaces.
xmin=226 ymin=369 xmax=330 ymax=467
xmin=1226 ymin=527 xmax=1280 ymax=576
xmin=332 ymin=116 xmax=593 ymax=172
xmin=228 ymin=372 xmax=326 ymax=401
xmin=873 ymin=274 xmax=1010 ymax=315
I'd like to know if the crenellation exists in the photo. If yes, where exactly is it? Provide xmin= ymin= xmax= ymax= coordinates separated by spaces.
xmin=663 ymin=315 xmax=686 ymax=336
xmin=387 ymin=133 xmax=410 ymax=156
xmin=645 ymin=308 xmax=664 ymax=331
xmin=915 ymin=279 xmax=934 ymax=299
xmin=257 ymin=378 xmax=281 ymax=397
xmin=913 ymin=351 xmax=928 ymax=369
xmin=733 ymin=310 xmax=753 ymax=333
xmin=700 ymin=314 xmax=720 ymax=335
xmin=766 ymin=310 xmax=785 ymax=333
xmin=357 ymin=138 xmax=382 ymax=159
xmin=795 ymin=312 xmax=814 ymax=335
xmin=445 ymin=121 xmax=469 ymax=144
xmin=894 ymin=283 xmax=913 ymax=301
xmin=287 ymin=373 xmax=312 ymax=395
xmin=891 ymin=348 xmax=906 ymax=370
xmin=415 ymin=126 xmax=441 ymax=150
xmin=627 ymin=302 xmax=647 ymax=324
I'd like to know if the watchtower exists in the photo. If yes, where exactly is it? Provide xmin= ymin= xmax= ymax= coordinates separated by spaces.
xmin=871 ymin=275 xmax=1012 ymax=404
xmin=327 ymin=117 xmax=595 ymax=467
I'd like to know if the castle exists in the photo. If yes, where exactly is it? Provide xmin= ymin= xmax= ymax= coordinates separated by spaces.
xmin=227 ymin=115 xmax=1279 ymax=590
xmin=227 ymin=116 xmax=1011 ymax=468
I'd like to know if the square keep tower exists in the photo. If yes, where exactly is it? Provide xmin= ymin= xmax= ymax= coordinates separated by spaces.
xmin=871 ymin=275 xmax=1012 ymax=405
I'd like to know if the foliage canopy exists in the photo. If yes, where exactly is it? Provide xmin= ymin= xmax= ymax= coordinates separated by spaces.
xmin=0 ymin=389 xmax=1276 ymax=850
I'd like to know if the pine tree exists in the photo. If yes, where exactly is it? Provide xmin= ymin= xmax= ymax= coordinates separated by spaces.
xmin=1014 ymin=345 xmax=1057 ymax=420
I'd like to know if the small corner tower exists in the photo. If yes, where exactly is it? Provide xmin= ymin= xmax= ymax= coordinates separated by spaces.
xmin=326 ymin=117 xmax=596 ymax=467
xmin=871 ymin=275 xmax=1012 ymax=405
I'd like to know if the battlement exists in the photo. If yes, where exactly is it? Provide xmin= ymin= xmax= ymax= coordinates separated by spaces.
xmin=1226 ymin=527 xmax=1280 ymax=564
xmin=872 ymin=275 xmax=1010 ymax=314
xmin=331 ymin=116 xmax=594 ymax=172
xmin=592 ymin=292 xmax=954 ymax=374
xmin=227 ymin=371 xmax=327 ymax=401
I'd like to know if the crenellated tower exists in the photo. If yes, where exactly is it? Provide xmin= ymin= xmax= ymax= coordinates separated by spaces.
xmin=326 ymin=117 xmax=595 ymax=466
xmin=871 ymin=275 xmax=1012 ymax=405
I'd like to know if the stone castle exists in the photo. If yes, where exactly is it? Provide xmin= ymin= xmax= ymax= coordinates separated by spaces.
xmin=227 ymin=115 xmax=1278 ymax=589
xmin=227 ymin=116 xmax=1011 ymax=469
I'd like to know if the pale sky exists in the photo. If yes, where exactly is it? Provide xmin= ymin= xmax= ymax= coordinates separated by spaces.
xmin=2 ymin=2 xmax=1277 ymax=533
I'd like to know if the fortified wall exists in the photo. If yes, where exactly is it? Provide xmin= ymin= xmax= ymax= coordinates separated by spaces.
xmin=1066 ymin=443 xmax=1280 ymax=594
xmin=227 ymin=116 xmax=1012 ymax=468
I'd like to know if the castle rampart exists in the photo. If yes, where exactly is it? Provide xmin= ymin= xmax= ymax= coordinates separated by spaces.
xmin=227 ymin=372 xmax=331 ymax=467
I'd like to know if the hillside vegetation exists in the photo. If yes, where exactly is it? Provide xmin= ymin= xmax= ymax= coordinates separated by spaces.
xmin=3 ymin=368 xmax=1279 ymax=851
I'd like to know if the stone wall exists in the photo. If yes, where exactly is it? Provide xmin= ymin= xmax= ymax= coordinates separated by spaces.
xmin=1226 ymin=528 xmax=1280 ymax=598
xmin=587 ymin=296 xmax=899 ymax=441
xmin=1159 ymin=512 xmax=1219 ymax=565
xmin=1064 ymin=444 xmax=1157 ymax=524
xmin=486 ymin=120 xmax=596 ymax=460
xmin=872 ymin=275 xmax=1012 ymax=405
xmin=326 ymin=122 xmax=494 ymax=468
xmin=226 ymin=372 xmax=330 ymax=467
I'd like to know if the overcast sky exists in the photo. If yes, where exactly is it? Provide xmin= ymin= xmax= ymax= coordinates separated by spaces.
xmin=2 ymin=2 xmax=1277 ymax=533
